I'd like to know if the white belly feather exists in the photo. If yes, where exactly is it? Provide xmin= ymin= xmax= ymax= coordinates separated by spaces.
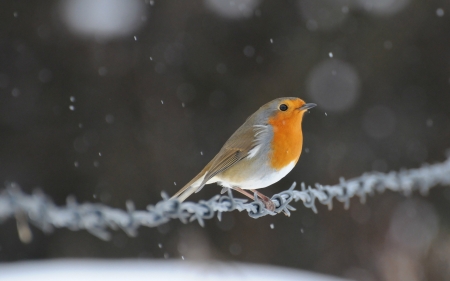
xmin=211 ymin=160 xmax=296 ymax=190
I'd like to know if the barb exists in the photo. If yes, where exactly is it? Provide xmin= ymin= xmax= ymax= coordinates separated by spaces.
xmin=1 ymin=158 xmax=450 ymax=240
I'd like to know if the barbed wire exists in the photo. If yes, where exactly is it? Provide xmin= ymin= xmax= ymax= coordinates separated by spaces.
xmin=1 ymin=157 xmax=450 ymax=240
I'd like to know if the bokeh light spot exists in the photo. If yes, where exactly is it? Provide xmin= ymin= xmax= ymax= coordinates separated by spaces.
xmin=306 ymin=59 xmax=360 ymax=112
xmin=59 ymin=0 xmax=147 ymax=39
xmin=355 ymin=0 xmax=410 ymax=16
xmin=298 ymin=0 xmax=350 ymax=31
xmin=204 ymin=0 xmax=261 ymax=19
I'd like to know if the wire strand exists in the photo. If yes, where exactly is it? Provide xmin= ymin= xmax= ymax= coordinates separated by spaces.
xmin=1 ymin=157 xmax=449 ymax=240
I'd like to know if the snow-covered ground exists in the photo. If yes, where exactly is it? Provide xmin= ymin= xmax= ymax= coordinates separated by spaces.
xmin=0 ymin=260 xmax=349 ymax=281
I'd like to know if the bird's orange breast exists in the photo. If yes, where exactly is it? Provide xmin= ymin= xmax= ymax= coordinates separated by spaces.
xmin=267 ymin=112 xmax=304 ymax=170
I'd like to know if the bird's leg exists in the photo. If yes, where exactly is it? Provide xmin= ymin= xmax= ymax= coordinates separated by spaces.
xmin=250 ymin=190 xmax=288 ymax=216
xmin=232 ymin=187 xmax=275 ymax=212
xmin=231 ymin=187 xmax=255 ymax=200
xmin=250 ymin=189 xmax=275 ymax=212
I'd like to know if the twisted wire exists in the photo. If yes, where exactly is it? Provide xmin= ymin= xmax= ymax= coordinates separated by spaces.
xmin=1 ymin=157 xmax=449 ymax=240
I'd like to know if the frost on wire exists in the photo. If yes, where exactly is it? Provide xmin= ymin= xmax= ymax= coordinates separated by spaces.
xmin=0 ymin=157 xmax=449 ymax=240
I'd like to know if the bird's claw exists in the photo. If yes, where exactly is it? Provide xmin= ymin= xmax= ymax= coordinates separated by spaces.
xmin=262 ymin=199 xmax=275 ymax=212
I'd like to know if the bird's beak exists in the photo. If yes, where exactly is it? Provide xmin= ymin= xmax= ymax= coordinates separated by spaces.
xmin=298 ymin=103 xmax=317 ymax=111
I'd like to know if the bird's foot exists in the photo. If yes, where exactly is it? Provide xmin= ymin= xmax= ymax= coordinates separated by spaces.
xmin=231 ymin=187 xmax=276 ymax=212
xmin=261 ymin=198 xmax=275 ymax=212
xmin=250 ymin=189 xmax=275 ymax=212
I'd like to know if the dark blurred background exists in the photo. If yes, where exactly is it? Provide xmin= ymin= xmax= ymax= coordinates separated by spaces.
xmin=1 ymin=0 xmax=450 ymax=280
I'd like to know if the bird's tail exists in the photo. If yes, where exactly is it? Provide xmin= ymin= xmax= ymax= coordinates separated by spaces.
xmin=174 ymin=185 xmax=199 ymax=202
xmin=171 ymin=171 xmax=206 ymax=202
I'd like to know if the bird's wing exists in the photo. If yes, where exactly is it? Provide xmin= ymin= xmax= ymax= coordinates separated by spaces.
xmin=171 ymin=147 xmax=245 ymax=200
xmin=199 ymin=123 xmax=269 ymax=186
xmin=172 ymin=118 xmax=270 ymax=201
xmin=199 ymin=148 xmax=244 ymax=186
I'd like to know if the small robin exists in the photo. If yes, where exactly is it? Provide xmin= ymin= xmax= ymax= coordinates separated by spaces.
xmin=171 ymin=97 xmax=316 ymax=211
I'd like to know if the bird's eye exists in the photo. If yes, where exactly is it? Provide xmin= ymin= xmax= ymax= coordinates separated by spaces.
xmin=279 ymin=104 xmax=288 ymax=111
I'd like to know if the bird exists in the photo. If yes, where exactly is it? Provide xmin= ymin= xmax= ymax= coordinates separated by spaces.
xmin=171 ymin=97 xmax=316 ymax=211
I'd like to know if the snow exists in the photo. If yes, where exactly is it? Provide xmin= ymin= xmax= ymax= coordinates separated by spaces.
xmin=0 ymin=260 xmax=349 ymax=281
